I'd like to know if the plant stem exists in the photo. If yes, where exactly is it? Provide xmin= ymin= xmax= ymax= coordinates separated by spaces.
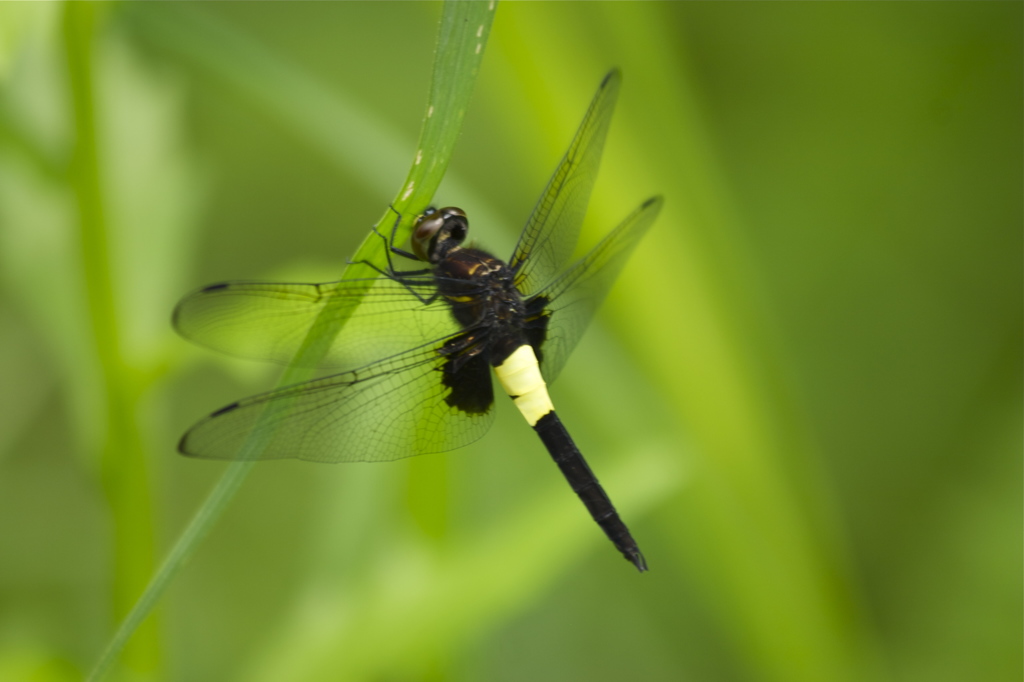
xmin=62 ymin=2 xmax=161 ymax=678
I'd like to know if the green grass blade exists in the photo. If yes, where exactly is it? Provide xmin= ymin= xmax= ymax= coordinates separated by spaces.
xmin=123 ymin=2 xmax=501 ymax=253
xmin=347 ymin=0 xmax=498 ymax=276
xmin=86 ymin=3 xmax=496 ymax=680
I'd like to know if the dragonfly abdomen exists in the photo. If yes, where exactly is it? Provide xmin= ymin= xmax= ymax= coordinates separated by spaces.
xmin=533 ymin=411 xmax=648 ymax=572
xmin=493 ymin=344 xmax=554 ymax=427
xmin=494 ymin=344 xmax=647 ymax=572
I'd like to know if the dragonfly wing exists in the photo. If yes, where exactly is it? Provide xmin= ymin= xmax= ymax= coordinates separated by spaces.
xmin=509 ymin=70 xmax=622 ymax=297
xmin=528 ymin=196 xmax=663 ymax=384
xmin=179 ymin=337 xmax=496 ymax=463
xmin=173 ymin=275 xmax=456 ymax=370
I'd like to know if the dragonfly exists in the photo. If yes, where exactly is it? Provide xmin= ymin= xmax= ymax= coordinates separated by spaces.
xmin=174 ymin=69 xmax=662 ymax=572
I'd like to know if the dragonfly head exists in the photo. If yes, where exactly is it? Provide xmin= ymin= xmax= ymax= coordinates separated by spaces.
xmin=412 ymin=206 xmax=468 ymax=263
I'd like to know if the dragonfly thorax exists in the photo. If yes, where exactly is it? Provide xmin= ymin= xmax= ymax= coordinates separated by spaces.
xmin=434 ymin=245 xmax=528 ymax=365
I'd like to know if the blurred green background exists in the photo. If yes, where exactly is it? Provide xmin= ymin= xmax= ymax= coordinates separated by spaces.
xmin=0 ymin=2 xmax=1019 ymax=681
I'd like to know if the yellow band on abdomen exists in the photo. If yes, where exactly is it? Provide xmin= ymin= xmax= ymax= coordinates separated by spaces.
xmin=494 ymin=345 xmax=554 ymax=427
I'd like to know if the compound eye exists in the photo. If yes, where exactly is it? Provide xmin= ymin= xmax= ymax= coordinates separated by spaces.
xmin=412 ymin=206 xmax=468 ymax=262
xmin=442 ymin=207 xmax=468 ymax=242
xmin=411 ymin=208 xmax=444 ymax=261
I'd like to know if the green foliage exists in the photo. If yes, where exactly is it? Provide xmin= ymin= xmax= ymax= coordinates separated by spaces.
xmin=0 ymin=3 xmax=1019 ymax=682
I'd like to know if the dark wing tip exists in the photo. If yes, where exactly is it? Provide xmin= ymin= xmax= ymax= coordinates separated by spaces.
xmin=201 ymin=282 xmax=231 ymax=293
xmin=602 ymin=68 xmax=623 ymax=87
xmin=210 ymin=401 xmax=240 ymax=418
xmin=642 ymin=195 xmax=664 ymax=210
xmin=172 ymin=282 xmax=230 ymax=331
xmin=178 ymin=402 xmax=240 ymax=457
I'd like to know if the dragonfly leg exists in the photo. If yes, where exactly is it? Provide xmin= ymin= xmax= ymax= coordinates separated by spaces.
xmin=349 ymin=207 xmax=430 ymax=279
xmin=385 ymin=204 xmax=422 ymax=263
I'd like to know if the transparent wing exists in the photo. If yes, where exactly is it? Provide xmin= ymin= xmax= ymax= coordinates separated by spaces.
xmin=509 ymin=69 xmax=622 ymax=297
xmin=179 ymin=339 xmax=496 ymax=463
xmin=173 ymin=275 xmax=456 ymax=370
xmin=531 ymin=196 xmax=663 ymax=384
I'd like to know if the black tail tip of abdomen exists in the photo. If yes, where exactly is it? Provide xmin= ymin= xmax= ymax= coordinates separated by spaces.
xmin=628 ymin=550 xmax=649 ymax=573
